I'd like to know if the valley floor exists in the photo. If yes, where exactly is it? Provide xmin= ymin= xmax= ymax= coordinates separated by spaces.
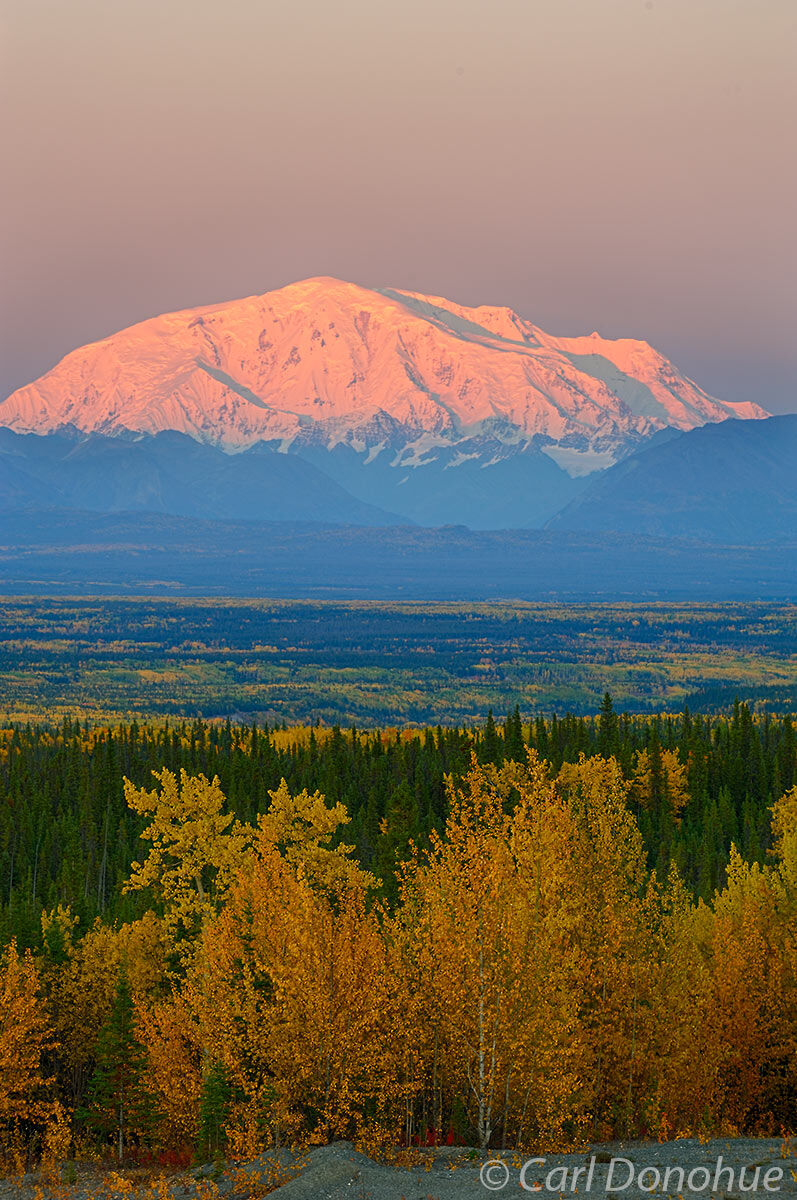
xmin=2 ymin=596 xmax=797 ymax=723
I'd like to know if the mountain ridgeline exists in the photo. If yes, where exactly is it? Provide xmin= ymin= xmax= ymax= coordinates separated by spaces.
xmin=2 ymin=416 xmax=795 ymax=544
xmin=1 ymin=277 xmax=792 ymax=592
xmin=0 ymin=425 xmax=587 ymax=530
xmin=549 ymin=414 xmax=797 ymax=542
xmin=0 ymin=275 xmax=777 ymax=534
xmin=1 ymin=277 xmax=761 ymax=462
xmin=0 ymin=427 xmax=401 ymax=526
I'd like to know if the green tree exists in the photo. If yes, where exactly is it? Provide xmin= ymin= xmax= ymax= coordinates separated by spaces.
xmin=197 ymin=1060 xmax=232 ymax=1162
xmin=82 ymin=967 xmax=155 ymax=1161
xmin=375 ymin=780 xmax=420 ymax=903
xmin=481 ymin=709 xmax=501 ymax=763
xmin=598 ymin=692 xmax=618 ymax=758
xmin=503 ymin=705 xmax=525 ymax=762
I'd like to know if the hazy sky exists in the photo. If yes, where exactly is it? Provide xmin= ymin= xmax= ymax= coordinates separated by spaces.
xmin=2 ymin=0 xmax=795 ymax=412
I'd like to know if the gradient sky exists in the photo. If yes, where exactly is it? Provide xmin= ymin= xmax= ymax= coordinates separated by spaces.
xmin=2 ymin=0 xmax=795 ymax=412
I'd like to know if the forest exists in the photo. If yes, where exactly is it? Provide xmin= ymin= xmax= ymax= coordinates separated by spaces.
xmin=2 ymin=698 xmax=797 ymax=1171
xmin=2 ymin=597 xmax=797 ymax=723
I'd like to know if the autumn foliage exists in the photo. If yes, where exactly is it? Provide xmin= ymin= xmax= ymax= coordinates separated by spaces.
xmin=3 ymin=755 xmax=797 ymax=1166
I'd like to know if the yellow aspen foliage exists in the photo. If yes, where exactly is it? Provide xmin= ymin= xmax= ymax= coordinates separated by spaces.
xmin=769 ymin=787 xmax=797 ymax=1075
xmin=189 ymin=830 xmax=406 ymax=1152
xmin=40 ymin=905 xmax=79 ymax=961
xmin=0 ymin=940 xmax=57 ymax=1153
xmin=123 ymin=769 xmax=252 ymax=960
xmin=556 ymin=754 xmax=659 ymax=1136
xmin=184 ymin=848 xmax=301 ymax=1148
xmin=771 ymin=785 xmax=797 ymax=897
xmin=256 ymin=778 xmax=373 ymax=891
xmin=630 ymin=747 xmax=690 ymax=824
xmin=268 ymin=879 xmax=406 ymax=1144
xmin=39 ymin=1102 xmax=73 ymax=1178
xmin=396 ymin=755 xmax=588 ymax=1150
xmin=49 ymin=913 xmax=168 ymax=1106
xmin=645 ymin=873 xmax=720 ymax=1136
xmin=176 ymin=780 xmax=383 ymax=1151
xmin=706 ymin=847 xmax=783 ymax=1129
xmin=7 ymin=749 xmax=797 ymax=1155
xmin=135 ymin=993 xmax=202 ymax=1148
xmin=181 ymin=932 xmax=270 ymax=1157
xmin=661 ymin=749 xmax=690 ymax=824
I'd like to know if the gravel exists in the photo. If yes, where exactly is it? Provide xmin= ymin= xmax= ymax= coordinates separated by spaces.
xmin=2 ymin=1136 xmax=795 ymax=1199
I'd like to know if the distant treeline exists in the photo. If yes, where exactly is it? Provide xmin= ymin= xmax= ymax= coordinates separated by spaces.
xmin=1 ymin=698 xmax=795 ymax=948
xmin=3 ymin=597 xmax=797 ymax=725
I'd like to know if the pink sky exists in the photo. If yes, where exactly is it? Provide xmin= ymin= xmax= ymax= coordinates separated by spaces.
xmin=1 ymin=0 xmax=795 ymax=412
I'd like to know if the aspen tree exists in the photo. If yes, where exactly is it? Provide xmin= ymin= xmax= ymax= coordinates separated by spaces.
xmin=50 ymin=913 xmax=167 ymax=1111
xmin=556 ymin=754 xmax=658 ymax=1136
xmin=182 ymin=781 xmax=396 ymax=1150
xmin=256 ymin=778 xmax=372 ymax=891
xmin=646 ymin=872 xmax=719 ymax=1136
xmin=0 ymin=940 xmax=57 ymax=1156
xmin=707 ymin=849 xmax=779 ymax=1127
xmin=136 ymin=993 xmax=202 ymax=1149
xmin=123 ymin=769 xmax=252 ymax=962
xmin=397 ymin=755 xmax=588 ymax=1149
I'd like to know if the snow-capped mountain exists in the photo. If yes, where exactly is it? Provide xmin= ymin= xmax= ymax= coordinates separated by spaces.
xmin=0 ymin=277 xmax=766 ymax=479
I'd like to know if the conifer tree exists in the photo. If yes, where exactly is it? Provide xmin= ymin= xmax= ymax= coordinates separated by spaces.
xmin=375 ymin=780 xmax=419 ymax=903
xmin=598 ymin=692 xmax=618 ymax=758
xmin=82 ymin=967 xmax=154 ymax=1162
xmin=198 ymin=1060 xmax=232 ymax=1162
xmin=481 ymin=709 xmax=500 ymax=763
xmin=503 ymin=705 xmax=525 ymax=762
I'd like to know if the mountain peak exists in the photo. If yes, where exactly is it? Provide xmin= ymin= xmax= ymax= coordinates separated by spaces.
xmin=0 ymin=277 xmax=768 ymax=474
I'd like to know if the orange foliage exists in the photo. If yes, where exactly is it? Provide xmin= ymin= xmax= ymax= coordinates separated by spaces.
xmin=5 ymin=761 xmax=797 ymax=1163
xmin=0 ymin=940 xmax=59 ymax=1158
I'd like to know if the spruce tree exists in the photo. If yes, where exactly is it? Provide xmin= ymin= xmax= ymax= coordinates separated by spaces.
xmin=503 ymin=705 xmax=525 ymax=762
xmin=375 ymin=780 xmax=420 ymax=903
xmin=198 ymin=1060 xmax=232 ymax=1162
xmin=481 ymin=710 xmax=501 ymax=763
xmin=82 ymin=967 xmax=154 ymax=1162
xmin=598 ymin=692 xmax=618 ymax=758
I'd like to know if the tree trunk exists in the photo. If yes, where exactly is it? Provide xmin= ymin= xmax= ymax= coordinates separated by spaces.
xmin=118 ymin=1082 xmax=124 ymax=1164
xmin=477 ymin=939 xmax=489 ymax=1148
